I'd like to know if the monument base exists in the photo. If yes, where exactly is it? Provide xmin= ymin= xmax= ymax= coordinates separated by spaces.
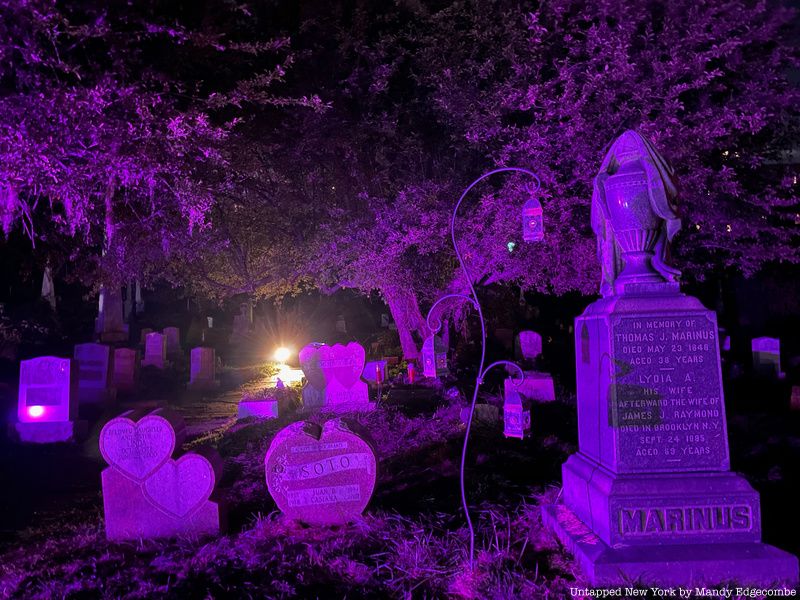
xmin=102 ymin=468 xmax=222 ymax=540
xmin=238 ymin=399 xmax=279 ymax=419
xmin=561 ymin=453 xmax=764 ymax=547
xmin=12 ymin=420 xmax=88 ymax=443
xmin=543 ymin=503 xmax=798 ymax=587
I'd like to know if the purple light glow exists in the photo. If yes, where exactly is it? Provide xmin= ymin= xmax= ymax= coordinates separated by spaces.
xmin=27 ymin=405 xmax=45 ymax=419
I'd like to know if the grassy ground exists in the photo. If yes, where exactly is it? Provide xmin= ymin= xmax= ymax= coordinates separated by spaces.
xmin=0 ymin=391 xmax=583 ymax=599
xmin=1 ymin=375 xmax=799 ymax=599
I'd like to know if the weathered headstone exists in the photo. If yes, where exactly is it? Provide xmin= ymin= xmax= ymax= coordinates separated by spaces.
xmin=790 ymin=386 xmax=800 ymax=412
xmin=515 ymin=331 xmax=543 ymax=362
xmin=299 ymin=342 xmax=373 ymax=411
xmin=362 ymin=360 xmax=388 ymax=384
xmin=542 ymin=131 xmax=798 ymax=586
xmin=503 ymin=371 xmax=555 ymax=403
xmin=189 ymin=347 xmax=218 ymax=391
xmin=264 ymin=419 xmax=377 ymax=525
xmin=113 ymin=348 xmax=139 ymax=393
xmin=142 ymin=332 xmax=167 ymax=369
xmin=163 ymin=326 xmax=182 ymax=358
xmin=96 ymin=286 xmax=128 ymax=343
xmin=74 ymin=343 xmax=115 ymax=405
xmin=139 ymin=328 xmax=153 ymax=345
xmin=494 ymin=328 xmax=514 ymax=351
xmin=100 ymin=408 xmax=222 ymax=540
xmin=13 ymin=356 xmax=86 ymax=443
xmin=238 ymin=398 xmax=279 ymax=419
xmin=751 ymin=336 xmax=782 ymax=378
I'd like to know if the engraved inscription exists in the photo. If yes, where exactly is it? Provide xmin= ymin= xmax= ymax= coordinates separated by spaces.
xmin=619 ymin=504 xmax=752 ymax=536
xmin=611 ymin=314 xmax=728 ymax=471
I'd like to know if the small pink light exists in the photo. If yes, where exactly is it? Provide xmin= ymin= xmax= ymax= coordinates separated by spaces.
xmin=27 ymin=405 xmax=45 ymax=419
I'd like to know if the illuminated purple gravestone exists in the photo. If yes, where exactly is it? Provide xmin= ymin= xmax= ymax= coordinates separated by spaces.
xmin=515 ymin=330 xmax=543 ymax=363
xmin=299 ymin=342 xmax=373 ymax=412
xmin=113 ymin=348 xmax=138 ymax=394
xmin=542 ymin=131 xmax=798 ymax=586
xmin=13 ymin=356 xmax=87 ymax=443
xmin=74 ymin=343 xmax=115 ymax=405
xmin=100 ymin=408 xmax=223 ymax=540
xmin=751 ymin=336 xmax=782 ymax=378
xmin=188 ymin=347 xmax=219 ymax=391
xmin=362 ymin=360 xmax=388 ymax=384
xmin=142 ymin=332 xmax=167 ymax=369
xmin=264 ymin=419 xmax=377 ymax=525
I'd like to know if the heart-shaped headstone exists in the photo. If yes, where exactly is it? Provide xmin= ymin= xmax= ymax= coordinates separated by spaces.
xmin=299 ymin=343 xmax=328 ymax=390
xmin=100 ymin=414 xmax=176 ymax=481
xmin=143 ymin=454 xmax=216 ymax=519
xmin=319 ymin=343 xmax=365 ymax=389
xmin=265 ymin=419 xmax=377 ymax=525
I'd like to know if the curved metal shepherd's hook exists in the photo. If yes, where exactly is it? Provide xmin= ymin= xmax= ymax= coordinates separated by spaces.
xmin=424 ymin=167 xmax=541 ymax=570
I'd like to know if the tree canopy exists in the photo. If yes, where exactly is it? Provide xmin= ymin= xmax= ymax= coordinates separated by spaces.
xmin=1 ymin=0 xmax=798 ymax=357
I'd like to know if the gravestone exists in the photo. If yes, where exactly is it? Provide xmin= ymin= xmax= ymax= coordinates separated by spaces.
xmin=791 ymin=386 xmax=800 ymax=412
xmin=100 ymin=408 xmax=222 ymax=540
xmin=299 ymin=342 xmax=373 ymax=411
xmin=542 ymin=131 xmax=797 ymax=586
xmin=142 ymin=332 xmax=167 ymax=369
xmin=238 ymin=398 xmax=279 ymax=419
xmin=189 ymin=347 xmax=218 ymax=391
xmin=264 ymin=419 xmax=377 ymax=525
xmin=74 ymin=343 xmax=115 ymax=405
xmin=139 ymin=328 xmax=153 ymax=346
xmin=113 ymin=348 xmax=138 ymax=393
xmin=163 ymin=326 xmax=182 ymax=358
xmin=503 ymin=371 xmax=555 ymax=403
xmin=751 ymin=336 xmax=782 ymax=378
xmin=362 ymin=360 xmax=388 ymax=384
xmin=515 ymin=331 xmax=543 ymax=362
xmin=13 ymin=356 xmax=86 ymax=443
xmin=494 ymin=328 xmax=514 ymax=351
xmin=96 ymin=286 xmax=128 ymax=343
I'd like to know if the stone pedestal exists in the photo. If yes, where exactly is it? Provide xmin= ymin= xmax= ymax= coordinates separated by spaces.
xmin=102 ymin=468 xmax=221 ymax=540
xmin=12 ymin=420 xmax=87 ymax=443
xmin=238 ymin=399 xmax=279 ymax=419
xmin=545 ymin=292 xmax=798 ymax=586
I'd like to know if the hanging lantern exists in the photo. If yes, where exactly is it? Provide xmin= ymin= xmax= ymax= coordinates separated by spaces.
xmin=522 ymin=197 xmax=544 ymax=242
xmin=422 ymin=335 xmax=449 ymax=378
xmin=503 ymin=384 xmax=531 ymax=439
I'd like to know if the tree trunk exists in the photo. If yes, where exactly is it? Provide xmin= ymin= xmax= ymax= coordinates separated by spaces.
xmin=382 ymin=284 xmax=429 ymax=361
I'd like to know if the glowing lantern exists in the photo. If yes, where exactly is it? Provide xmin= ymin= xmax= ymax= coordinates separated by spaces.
xmin=422 ymin=335 xmax=448 ymax=378
xmin=503 ymin=385 xmax=531 ymax=439
xmin=407 ymin=362 xmax=416 ymax=384
xmin=522 ymin=197 xmax=544 ymax=242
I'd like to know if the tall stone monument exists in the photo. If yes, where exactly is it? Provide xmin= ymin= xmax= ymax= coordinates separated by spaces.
xmin=543 ymin=131 xmax=798 ymax=586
